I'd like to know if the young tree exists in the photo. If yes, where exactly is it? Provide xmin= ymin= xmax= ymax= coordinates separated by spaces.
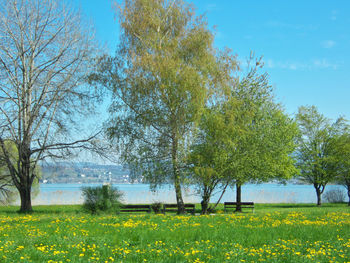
xmin=332 ymin=132 xmax=350 ymax=206
xmin=0 ymin=0 xmax=99 ymax=212
xmin=188 ymin=108 xmax=230 ymax=214
xmin=295 ymin=106 xmax=344 ymax=206
xmin=90 ymin=0 xmax=234 ymax=213
xmin=189 ymin=61 xmax=298 ymax=213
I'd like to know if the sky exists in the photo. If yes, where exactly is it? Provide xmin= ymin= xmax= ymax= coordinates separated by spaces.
xmin=72 ymin=0 xmax=350 ymax=121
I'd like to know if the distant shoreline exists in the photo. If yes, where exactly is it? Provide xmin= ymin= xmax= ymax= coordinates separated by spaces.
xmin=21 ymin=183 xmax=347 ymax=206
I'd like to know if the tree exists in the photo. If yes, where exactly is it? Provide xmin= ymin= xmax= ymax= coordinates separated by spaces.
xmin=295 ymin=106 xmax=344 ymax=206
xmin=0 ymin=0 xmax=99 ymax=212
xmin=90 ymin=0 xmax=234 ymax=213
xmin=187 ymin=108 xmax=230 ymax=214
xmin=189 ymin=61 xmax=298 ymax=213
xmin=332 ymin=131 xmax=350 ymax=206
xmin=0 ymin=140 xmax=41 ymax=205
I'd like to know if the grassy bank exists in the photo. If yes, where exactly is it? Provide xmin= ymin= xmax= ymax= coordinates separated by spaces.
xmin=0 ymin=204 xmax=349 ymax=262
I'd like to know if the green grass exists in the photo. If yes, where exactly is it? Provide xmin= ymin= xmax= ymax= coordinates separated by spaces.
xmin=0 ymin=204 xmax=349 ymax=262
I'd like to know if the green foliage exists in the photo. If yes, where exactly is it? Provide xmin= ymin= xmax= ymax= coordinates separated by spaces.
xmin=82 ymin=185 xmax=123 ymax=214
xmin=90 ymin=0 xmax=236 ymax=212
xmin=328 ymin=126 xmax=350 ymax=204
xmin=151 ymin=201 xmax=163 ymax=214
xmin=188 ymin=61 xmax=298 ymax=211
xmin=295 ymin=105 xmax=346 ymax=205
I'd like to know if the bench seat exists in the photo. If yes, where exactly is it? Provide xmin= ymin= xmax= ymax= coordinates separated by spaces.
xmin=119 ymin=204 xmax=151 ymax=213
xmin=162 ymin=204 xmax=195 ymax=215
xmin=224 ymin=202 xmax=254 ymax=213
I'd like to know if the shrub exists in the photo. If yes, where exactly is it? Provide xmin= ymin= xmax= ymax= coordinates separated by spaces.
xmin=151 ymin=202 xmax=162 ymax=214
xmin=82 ymin=184 xmax=123 ymax=214
xmin=324 ymin=188 xmax=345 ymax=203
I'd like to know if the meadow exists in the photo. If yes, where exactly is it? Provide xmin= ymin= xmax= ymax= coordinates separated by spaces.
xmin=0 ymin=204 xmax=349 ymax=263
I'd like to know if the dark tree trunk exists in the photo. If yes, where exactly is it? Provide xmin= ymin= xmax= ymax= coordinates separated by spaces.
xmin=235 ymin=183 xmax=242 ymax=212
xmin=316 ymin=189 xmax=321 ymax=206
xmin=19 ymin=186 xmax=32 ymax=213
xmin=347 ymin=186 xmax=350 ymax=206
xmin=201 ymin=190 xmax=211 ymax=214
xmin=314 ymin=184 xmax=324 ymax=206
xmin=18 ymin=148 xmax=34 ymax=213
xmin=201 ymin=199 xmax=208 ymax=214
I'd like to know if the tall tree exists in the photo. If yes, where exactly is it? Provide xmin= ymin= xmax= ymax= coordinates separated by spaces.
xmin=189 ymin=62 xmax=298 ymax=213
xmin=90 ymin=0 xmax=234 ymax=213
xmin=295 ymin=106 xmax=344 ymax=206
xmin=0 ymin=0 xmax=99 ymax=212
xmin=0 ymin=140 xmax=41 ymax=205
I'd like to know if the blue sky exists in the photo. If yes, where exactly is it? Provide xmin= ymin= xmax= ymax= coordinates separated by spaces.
xmin=73 ymin=0 xmax=350 ymax=121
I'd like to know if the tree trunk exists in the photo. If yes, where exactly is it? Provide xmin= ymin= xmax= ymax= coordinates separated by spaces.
xmin=235 ymin=183 xmax=242 ymax=212
xmin=18 ymin=148 xmax=34 ymax=213
xmin=212 ymin=182 xmax=229 ymax=211
xmin=171 ymin=133 xmax=185 ymax=214
xmin=347 ymin=186 xmax=350 ymax=206
xmin=201 ymin=192 xmax=210 ymax=214
xmin=314 ymin=184 xmax=322 ymax=206
xmin=19 ymin=186 xmax=32 ymax=213
xmin=174 ymin=171 xmax=185 ymax=214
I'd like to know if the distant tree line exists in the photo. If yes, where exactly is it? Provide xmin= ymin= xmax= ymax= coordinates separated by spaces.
xmin=1 ymin=0 xmax=349 ymax=212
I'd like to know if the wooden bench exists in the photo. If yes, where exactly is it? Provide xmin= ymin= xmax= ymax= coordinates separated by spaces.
xmin=162 ymin=204 xmax=195 ymax=215
xmin=224 ymin=202 xmax=254 ymax=213
xmin=119 ymin=204 xmax=151 ymax=213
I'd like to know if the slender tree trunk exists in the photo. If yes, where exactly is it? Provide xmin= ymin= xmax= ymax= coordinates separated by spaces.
xmin=201 ymin=189 xmax=210 ymax=214
xmin=212 ymin=182 xmax=229 ymax=211
xmin=314 ymin=184 xmax=322 ymax=206
xmin=235 ymin=183 xmax=242 ymax=212
xmin=171 ymin=133 xmax=185 ymax=214
xmin=347 ymin=186 xmax=350 ymax=206
xmin=174 ymin=170 xmax=185 ymax=214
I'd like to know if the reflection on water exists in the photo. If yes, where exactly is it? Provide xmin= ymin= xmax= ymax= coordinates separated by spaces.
xmin=20 ymin=183 xmax=344 ymax=205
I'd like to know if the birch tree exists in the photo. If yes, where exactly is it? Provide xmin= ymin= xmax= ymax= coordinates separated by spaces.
xmin=0 ymin=0 xmax=99 ymax=212
xmin=90 ymin=0 xmax=234 ymax=213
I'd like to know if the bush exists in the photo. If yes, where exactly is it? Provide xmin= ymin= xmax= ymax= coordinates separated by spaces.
xmin=151 ymin=202 xmax=162 ymax=214
xmin=82 ymin=184 xmax=123 ymax=214
xmin=324 ymin=188 xmax=345 ymax=203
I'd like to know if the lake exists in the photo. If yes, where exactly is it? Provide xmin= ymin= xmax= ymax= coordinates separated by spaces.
xmin=25 ymin=183 xmax=346 ymax=205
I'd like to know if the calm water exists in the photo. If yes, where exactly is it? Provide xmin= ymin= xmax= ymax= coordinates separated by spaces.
xmin=26 ymin=183 xmax=346 ymax=205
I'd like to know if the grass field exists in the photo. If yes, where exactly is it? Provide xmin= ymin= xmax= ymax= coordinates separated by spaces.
xmin=0 ymin=204 xmax=349 ymax=262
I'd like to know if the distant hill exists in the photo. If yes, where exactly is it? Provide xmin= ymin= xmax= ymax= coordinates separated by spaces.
xmin=40 ymin=162 xmax=135 ymax=184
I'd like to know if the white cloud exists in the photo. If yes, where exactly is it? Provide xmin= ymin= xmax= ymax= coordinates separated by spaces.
xmin=205 ymin=3 xmax=219 ymax=12
xmin=265 ymin=58 xmax=339 ymax=71
xmin=321 ymin=40 xmax=336 ymax=49
xmin=313 ymin=59 xmax=338 ymax=70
